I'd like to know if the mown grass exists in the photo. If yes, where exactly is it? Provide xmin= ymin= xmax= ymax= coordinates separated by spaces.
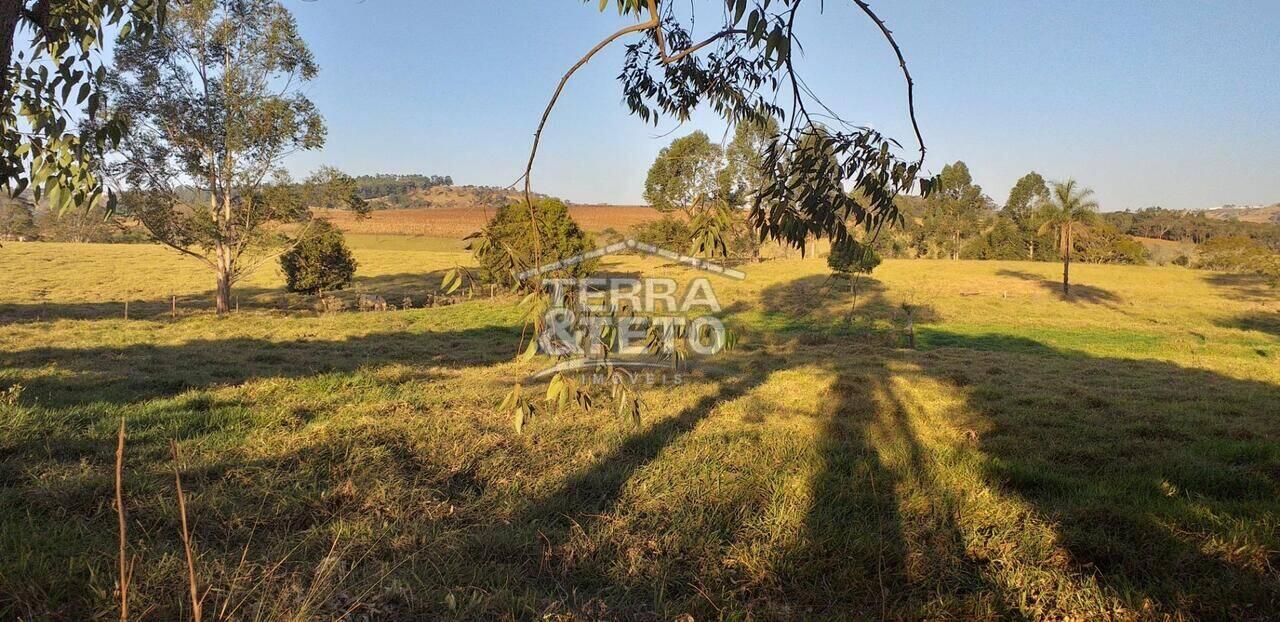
xmin=0 ymin=240 xmax=1277 ymax=619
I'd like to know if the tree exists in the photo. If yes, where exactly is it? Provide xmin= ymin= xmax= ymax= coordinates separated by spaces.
xmin=1073 ymin=222 xmax=1147 ymax=265
xmin=827 ymin=237 xmax=881 ymax=314
xmin=1003 ymin=171 xmax=1050 ymax=260
xmin=643 ymin=131 xmax=726 ymax=217
xmin=922 ymin=161 xmax=990 ymax=259
xmin=279 ymin=219 xmax=357 ymax=294
xmin=962 ymin=216 xmax=1026 ymax=260
xmin=106 ymin=0 xmax=364 ymax=314
xmin=629 ymin=215 xmax=692 ymax=250
xmin=725 ymin=116 xmax=780 ymax=207
xmin=1 ymin=0 xmax=162 ymax=211
xmin=519 ymin=0 xmax=936 ymax=258
xmin=1039 ymin=179 xmax=1100 ymax=295
xmin=472 ymin=198 xmax=596 ymax=289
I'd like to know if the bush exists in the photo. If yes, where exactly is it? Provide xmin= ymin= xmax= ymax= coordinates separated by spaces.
xmin=1195 ymin=236 xmax=1271 ymax=272
xmin=828 ymin=238 xmax=882 ymax=279
xmin=629 ymin=216 xmax=692 ymax=250
xmin=1075 ymin=225 xmax=1148 ymax=265
xmin=280 ymin=219 xmax=358 ymax=294
xmin=473 ymin=198 xmax=596 ymax=287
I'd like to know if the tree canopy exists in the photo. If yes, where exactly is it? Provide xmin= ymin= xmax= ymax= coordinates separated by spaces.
xmin=643 ymin=131 xmax=726 ymax=215
xmin=520 ymin=0 xmax=936 ymax=255
xmin=106 ymin=0 xmax=363 ymax=313
xmin=0 ymin=0 xmax=164 ymax=212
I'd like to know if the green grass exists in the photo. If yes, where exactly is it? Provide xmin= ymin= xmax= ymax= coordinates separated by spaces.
xmin=0 ymin=241 xmax=1278 ymax=619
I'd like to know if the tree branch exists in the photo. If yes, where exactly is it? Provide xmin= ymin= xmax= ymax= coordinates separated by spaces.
xmin=850 ymin=0 xmax=925 ymax=164
xmin=519 ymin=8 xmax=661 ymax=264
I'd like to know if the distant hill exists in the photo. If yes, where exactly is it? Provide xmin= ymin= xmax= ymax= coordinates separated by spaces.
xmin=1197 ymin=203 xmax=1280 ymax=224
xmin=365 ymin=184 xmax=648 ymax=213
xmin=369 ymin=185 xmax=547 ymax=210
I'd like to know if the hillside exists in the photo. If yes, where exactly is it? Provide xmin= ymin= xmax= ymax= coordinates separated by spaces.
xmin=1198 ymin=203 xmax=1280 ymax=224
xmin=368 ymin=185 xmax=539 ymax=210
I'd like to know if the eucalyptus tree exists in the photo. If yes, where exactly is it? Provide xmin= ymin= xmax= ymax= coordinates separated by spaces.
xmin=107 ymin=0 xmax=363 ymax=313
xmin=0 ymin=0 xmax=163 ymax=211
xmin=725 ymin=116 xmax=780 ymax=206
xmin=922 ymin=161 xmax=989 ymax=259
xmin=1039 ymin=179 xmax=1100 ymax=295
xmin=643 ymin=131 xmax=726 ymax=217
xmin=519 ymin=0 xmax=935 ymax=260
xmin=1003 ymin=171 xmax=1050 ymax=260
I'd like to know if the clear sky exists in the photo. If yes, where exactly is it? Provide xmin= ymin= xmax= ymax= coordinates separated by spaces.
xmin=283 ymin=0 xmax=1280 ymax=211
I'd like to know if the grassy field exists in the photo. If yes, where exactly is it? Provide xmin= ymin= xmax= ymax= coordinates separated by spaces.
xmin=1 ymin=239 xmax=1278 ymax=619
xmin=316 ymin=204 xmax=661 ymax=238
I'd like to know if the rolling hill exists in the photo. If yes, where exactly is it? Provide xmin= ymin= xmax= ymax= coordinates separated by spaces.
xmin=1198 ymin=203 xmax=1280 ymax=223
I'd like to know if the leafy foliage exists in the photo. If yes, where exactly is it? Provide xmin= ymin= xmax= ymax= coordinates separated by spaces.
xmin=350 ymin=173 xmax=453 ymax=201
xmin=1194 ymin=236 xmax=1280 ymax=283
xmin=528 ymin=0 xmax=937 ymax=254
xmin=921 ymin=161 xmax=993 ymax=259
xmin=1074 ymin=223 xmax=1148 ymax=265
xmin=827 ymin=237 xmax=881 ymax=277
xmin=279 ymin=219 xmax=357 ymax=294
xmin=471 ymin=198 xmax=596 ymax=288
xmin=0 ymin=0 xmax=163 ymax=213
xmin=629 ymin=215 xmax=691 ymax=249
xmin=1104 ymin=207 xmax=1280 ymax=252
xmin=643 ymin=131 xmax=726 ymax=215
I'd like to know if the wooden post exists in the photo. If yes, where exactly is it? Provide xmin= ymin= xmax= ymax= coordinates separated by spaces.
xmin=235 ymin=296 xmax=240 ymax=313
xmin=171 ymin=295 xmax=177 ymax=318
xmin=124 ymin=300 xmax=129 ymax=320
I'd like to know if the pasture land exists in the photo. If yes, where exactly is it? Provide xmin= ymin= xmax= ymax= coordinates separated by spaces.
xmin=317 ymin=204 xmax=661 ymax=239
xmin=0 ymin=239 xmax=1278 ymax=619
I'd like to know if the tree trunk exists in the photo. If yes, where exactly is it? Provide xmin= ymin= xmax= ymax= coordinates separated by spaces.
xmin=1061 ymin=222 xmax=1072 ymax=295
xmin=215 ymin=240 xmax=232 ymax=314
xmin=0 ymin=0 xmax=24 ymax=103
xmin=1028 ymin=238 xmax=1035 ymax=261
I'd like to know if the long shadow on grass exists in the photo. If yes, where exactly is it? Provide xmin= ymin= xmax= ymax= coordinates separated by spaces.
xmin=757 ymin=275 xmax=1280 ymax=617
xmin=2 ymin=324 xmax=519 ymax=409
xmin=1202 ymin=272 xmax=1278 ymax=303
xmin=1215 ymin=311 xmax=1280 ymax=340
xmin=996 ymin=269 xmax=1123 ymax=306
xmin=0 ymin=270 xmax=455 ymax=322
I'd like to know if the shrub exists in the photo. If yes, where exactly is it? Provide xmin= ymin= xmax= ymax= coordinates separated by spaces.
xmin=828 ymin=238 xmax=882 ymax=285
xmin=1075 ymin=224 xmax=1148 ymax=265
xmin=280 ymin=219 xmax=358 ymax=294
xmin=629 ymin=215 xmax=692 ymax=250
xmin=473 ymin=198 xmax=596 ymax=287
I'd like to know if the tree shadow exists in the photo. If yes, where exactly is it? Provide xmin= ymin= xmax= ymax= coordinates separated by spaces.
xmin=0 ymin=270 xmax=457 ymax=323
xmin=1202 ymin=272 xmax=1279 ymax=303
xmin=2 ymin=325 xmax=519 ymax=409
xmin=4 ymin=271 xmax=1280 ymax=618
xmin=996 ymin=269 xmax=1123 ymax=306
xmin=1215 ymin=312 xmax=1280 ymax=340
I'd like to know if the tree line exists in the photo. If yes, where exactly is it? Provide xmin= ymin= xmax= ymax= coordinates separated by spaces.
xmin=877 ymin=162 xmax=1147 ymax=266
xmin=351 ymin=174 xmax=453 ymax=202
xmin=1102 ymin=207 xmax=1280 ymax=252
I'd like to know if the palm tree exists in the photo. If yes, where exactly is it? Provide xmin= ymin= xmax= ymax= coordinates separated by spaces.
xmin=1038 ymin=180 xmax=1099 ymax=295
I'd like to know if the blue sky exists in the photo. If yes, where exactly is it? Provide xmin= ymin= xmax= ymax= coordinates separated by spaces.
xmin=283 ymin=1 xmax=1280 ymax=211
